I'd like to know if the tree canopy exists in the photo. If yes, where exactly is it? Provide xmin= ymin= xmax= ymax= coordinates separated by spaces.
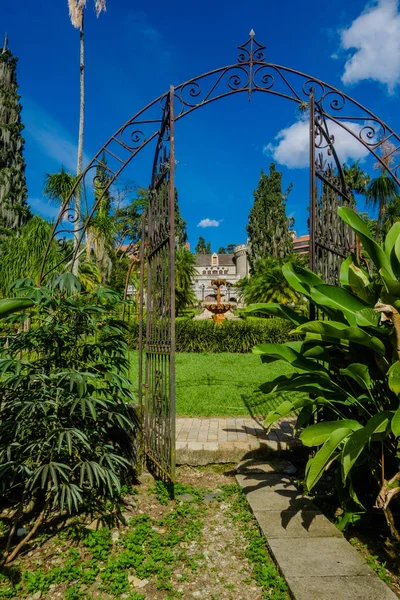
xmin=195 ymin=236 xmax=211 ymax=254
xmin=246 ymin=163 xmax=293 ymax=272
xmin=0 ymin=45 xmax=31 ymax=233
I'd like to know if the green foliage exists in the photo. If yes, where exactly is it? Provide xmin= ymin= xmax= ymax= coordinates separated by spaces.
xmin=175 ymin=247 xmax=196 ymax=315
xmin=0 ymin=47 xmax=31 ymax=232
xmin=0 ymin=216 xmax=62 ymax=293
xmin=217 ymin=246 xmax=227 ymax=254
xmin=221 ymin=485 xmax=288 ymax=599
xmin=0 ymin=274 xmax=138 ymax=561
xmin=43 ymin=167 xmax=77 ymax=206
xmin=195 ymin=236 xmax=211 ymax=254
xmin=128 ymin=317 xmax=293 ymax=353
xmin=236 ymin=256 xmax=304 ymax=305
xmin=246 ymin=164 xmax=293 ymax=272
xmin=254 ymin=209 xmax=400 ymax=537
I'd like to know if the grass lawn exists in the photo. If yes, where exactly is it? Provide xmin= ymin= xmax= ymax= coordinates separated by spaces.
xmin=129 ymin=351 xmax=300 ymax=417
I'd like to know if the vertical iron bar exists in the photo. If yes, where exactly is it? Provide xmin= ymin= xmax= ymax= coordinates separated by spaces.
xmin=309 ymin=93 xmax=316 ymax=321
xmin=168 ymin=85 xmax=176 ymax=482
xmin=138 ymin=210 xmax=146 ymax=411
xmin=309 ymin=93 xmax=316 ymax=274
xmin=145 ymin=197 xmax=153 ymax=449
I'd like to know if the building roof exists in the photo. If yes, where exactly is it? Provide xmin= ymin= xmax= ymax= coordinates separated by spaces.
xmin=195 ymin=254 xmax=235 ymax=267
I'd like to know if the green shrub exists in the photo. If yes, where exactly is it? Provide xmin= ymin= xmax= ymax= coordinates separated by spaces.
xmin=252 ymin=208 xmax=400 ymax=539
xmin=0 ymin=274 xmax=138 ymax=564
xmin=127 ymin=317 xmax=292 ymax=353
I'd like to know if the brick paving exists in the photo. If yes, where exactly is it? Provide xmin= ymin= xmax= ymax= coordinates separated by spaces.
xmin=176 ymin=417 xmax=297 ymax=463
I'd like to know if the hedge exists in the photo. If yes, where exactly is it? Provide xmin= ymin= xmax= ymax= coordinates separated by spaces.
xmin=127 ymin=317 xmax=293 ymax=353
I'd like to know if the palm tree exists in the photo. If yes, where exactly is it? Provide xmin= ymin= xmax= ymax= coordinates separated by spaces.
xmin=175 ymin=247 xmax=196 ymax=316
xmin=67 ymin=0 xmax=106 ymax=275
xmin=366 ymin=173 xmax=398 ymax=241
xmin=343 ymin=161 xmax=370 ymax=201
xmin=236 ymin=257 xmax=302 ymax=305
xmin=44 ymin=167 xmax=77 ymax=205
xmin=365 ymin=141 xmax=400 ymax=241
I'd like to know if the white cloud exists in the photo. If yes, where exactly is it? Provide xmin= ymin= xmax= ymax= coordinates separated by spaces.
xmin=23 ymin=99 xmax=89 ymax=172
xmin=197 ymin=218 xmax=221 ymax=228
xmin=264 ymin=117 xmax=371 ymax=169
xmin=338 ymin=0 xmax=400 ymax=93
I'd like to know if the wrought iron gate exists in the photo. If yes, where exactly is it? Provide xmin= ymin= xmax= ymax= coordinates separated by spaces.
xmin=139 ymin=86 xmax=176 ymax=481
xmin=309 ymin=94 xmax=354 ymax=285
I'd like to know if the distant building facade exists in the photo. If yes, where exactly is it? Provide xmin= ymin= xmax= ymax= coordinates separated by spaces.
xmin=192 ymin=244 xmax=249 ymax=302
xmin=292 ymin=234 xmax=309 ymax=255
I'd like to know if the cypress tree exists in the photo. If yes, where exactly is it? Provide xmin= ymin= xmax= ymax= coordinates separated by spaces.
xmin=0 ymin=38 xmax=30 ymax=232
xmin=195 ymin=236 xmax=211 ymax=254
xmin=246 ymin=163 xmax=293 ymax=272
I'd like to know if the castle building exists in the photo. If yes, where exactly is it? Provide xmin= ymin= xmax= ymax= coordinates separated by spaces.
xmin=192 ymin=244 xmax=249 ymax=303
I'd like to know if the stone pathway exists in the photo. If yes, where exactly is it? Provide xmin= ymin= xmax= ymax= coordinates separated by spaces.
xmin=236 ymin=459 xmax=398 ymax=600
xmin=176 ymin=417 xmax=298 ymax=464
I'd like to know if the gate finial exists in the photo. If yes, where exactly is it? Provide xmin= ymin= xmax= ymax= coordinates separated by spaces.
xmin=237 ymin=30 xmax=265 ymax=64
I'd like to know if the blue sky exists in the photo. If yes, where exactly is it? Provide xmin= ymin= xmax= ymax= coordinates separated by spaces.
xmin=3 ymin=0 xmax=400 ymax=250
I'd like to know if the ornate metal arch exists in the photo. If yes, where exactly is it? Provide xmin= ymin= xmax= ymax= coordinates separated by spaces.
xmin=40 ymin=30 xmax=400 ymax=280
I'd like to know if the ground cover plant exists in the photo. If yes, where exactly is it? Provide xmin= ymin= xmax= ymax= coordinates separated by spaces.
xmin=0 ymin=274 xmax=138 ymax=564
xmin=0 ymin=467 xmax=289 ymax=600
xmin=252 ymin=208 xmax=400 ymax=539
xmin=128 ymin=351 xmax=301 ymax=417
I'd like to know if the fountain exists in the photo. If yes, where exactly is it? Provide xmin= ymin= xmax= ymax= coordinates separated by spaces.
xmin=205 ymin=279 xmax=232 ymax=324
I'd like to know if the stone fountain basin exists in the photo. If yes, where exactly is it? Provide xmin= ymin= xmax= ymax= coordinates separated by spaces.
xmin=205 ymin=304 xmax=232 ymax=314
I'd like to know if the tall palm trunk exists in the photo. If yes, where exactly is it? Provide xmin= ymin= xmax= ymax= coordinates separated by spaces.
xmin=73 ymin=10 xmax=85 ymax=276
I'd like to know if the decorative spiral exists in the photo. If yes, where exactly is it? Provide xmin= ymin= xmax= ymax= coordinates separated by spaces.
xmin=238 ymin=51 xmax=248 ymax=63
xmin=302 ymin=79 xmax=325 ymax=102
xmin=181 ymin=80 xmax=201 ymax=100
xmin=324 ymin=91 xmax=346 ymax=111
xmin=228 ymin=72 xmax=244 ymax=90
xmin=254 ymin=49 xmax=265 ymax=61
xmin=130 ymin=129 xmax=146 ymax=149
xmin=359 ymin=124 xmax=377 ymax=144
xmin=253 ymin=65 xmax=275 ymax=90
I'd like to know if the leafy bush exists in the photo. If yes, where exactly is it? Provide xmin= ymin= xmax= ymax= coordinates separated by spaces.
xmin=251 ymin=208 xmax=400 ymax=539
xmin=127 ymin=317 xmax=292 ymax=353
xmin=0 ymin=274 xmax=138 ymax=563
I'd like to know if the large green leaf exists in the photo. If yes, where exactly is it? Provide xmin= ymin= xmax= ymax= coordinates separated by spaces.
xmin=246 ymin=303 xmax=307 ymax=325
xmin=342 ymin=412 xmax=393 ymax=481
xmin=384 ymin=221 xmax=400 ymax=274
xmin=338 ymin=207 xmax=394 ymax=277
xmin=388 ymin=361 xmax=400 ymax=395
xmin=380 ymin=269 xmax=400 ymax=295
xmin=0 ymin=298 xmax=34 ymax=318
xmin=340 ymin=364 xmax=371 ymax=390
xmin=340 ymin=255 xmax=353 ymax=288
xmin=355 ymin=308 xmax=380 ymax=328
xmin=309 ymin=285 xmax=370 ymax=326
xmin=295 ymin=321 xmax=385 ymax=355
xmin=300 ymin=420 xmax=362 ymax=447
xmin=348 ymin=265 xmax=372 ymax=303
xmin=264 ymin=396 xmax=324 ymax=428
xmin=253 ymin=342 xmax=330 ymax=374
xmin=282 ymin=262 xmax=324 ymax=297
xmin=259 ymin=372 xmax=339 ymax=398
xmin=392 ymin=403 xmax=400 ymax=437
xmin=305 ymin=427 xmax=353 ymax=491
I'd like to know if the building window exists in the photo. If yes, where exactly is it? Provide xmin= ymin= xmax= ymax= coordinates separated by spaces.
xmin=212 ymin=253 xmax=218 ymax=266
xmin=202 ymin=270 xmax=206 ymax=275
